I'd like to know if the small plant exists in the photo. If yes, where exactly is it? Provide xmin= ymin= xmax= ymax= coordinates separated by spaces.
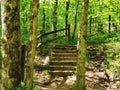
xmin=17 ymin=82 xmax=27 ymax=90
xmin=87 ymin=31 xmax=120 ymax=43
xmin=105 ymin=42 xmax=120 ymax=77
xmin=17 ymin=82 xmax=37 ymax=90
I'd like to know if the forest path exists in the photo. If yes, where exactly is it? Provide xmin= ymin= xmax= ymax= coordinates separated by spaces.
xmin=34 ymin=44 xmax=120 ymax=90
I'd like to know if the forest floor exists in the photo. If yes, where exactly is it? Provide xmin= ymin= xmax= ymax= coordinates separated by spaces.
xmin=34 ymin=43 xmax=120 ymax=90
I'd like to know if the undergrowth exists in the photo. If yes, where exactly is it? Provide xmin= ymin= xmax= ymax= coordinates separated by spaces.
xmin=105 ymin=42 xmax=120 ymax=76
xmin=87 ymin=31 xmax=120 ymax=43
xmin=17 ymin=82 xmax=37 ymax=90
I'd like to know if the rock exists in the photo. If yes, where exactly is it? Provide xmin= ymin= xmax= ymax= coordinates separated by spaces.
xmin=52 ymin=76 xmax=64 ymax=83
xmin=65 ymin=75 xmax=76 ymax=86
xmin=110 ymin=82 xmax=117 ymax=89
xmin=34 ymin=55 xmax=50 ymax=66
xmin=86 ymin=71 xmax=94 ymax=78
xmin=86 ymin=77 xmax=93 ymax=82
xmin=95 ymin=71 xmax=106 ymax=79
xmin=43 ymin=56 xmax=50 ymax=65
xmin=51 ymin=82 xmax=60 ymax=89
xmin=109 ymin=72 xmax=115 ymax=82
xmin=36 ymin=86 xmax=49 ymax=90
xmin=36 ymin=71 xmax=51 ymax=84
xmin=86 ymin=62 xmax=95 ymax=71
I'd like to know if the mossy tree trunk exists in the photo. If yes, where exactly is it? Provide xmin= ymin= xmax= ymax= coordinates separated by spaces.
xmin=25 ymin=0 xmax=39 ymax=90
xmin=76 ymin=0 xmax=89 ymax=90
xmin=1 ymin=0 xmax=21 ymax=90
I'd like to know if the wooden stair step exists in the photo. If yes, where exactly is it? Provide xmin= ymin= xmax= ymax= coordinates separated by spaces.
xmin=52 ymin=50 xmax=77 ymax=53
xmin=36 ymin=65 xmax=76 ymax=71
xmin=51 ymin=53 xmax=77 ymax=57
xmin=55 ymin=45 xmax=76 ymax=49
xmin=47 ymin=66 xmax=76 ymax=71
xmin=49 ymin=61 xmax=77 ymax=65
xmin=49 ymin=71 xmax=75 ymax=76
xmin=55 ymin=45 xmax=76 ymax=47
xmin=54 ymin=47 xmax=76 ymax=50
xmin=51 ymin=57 xmax=77 ymax=60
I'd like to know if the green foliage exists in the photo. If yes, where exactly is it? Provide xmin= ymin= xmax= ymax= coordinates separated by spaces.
xmin=20 ymin=0 xmax=31 ymax=44
xmin=69 ymin=84 xmax=76 ymax=90
xmin=17 ymin=82 xmax=37 ymax=90
xmin=87 ymin=31 xmax=120 ymax=43
xmin=17 ymin=82 xmax=27 ymax=90
xmin=105 ymin=43 xmax=120 ymax=76
xmin=69 ymin=84 xmax=86 ymax=90
xmin=86 ymin=53 xmax=91 ymax=62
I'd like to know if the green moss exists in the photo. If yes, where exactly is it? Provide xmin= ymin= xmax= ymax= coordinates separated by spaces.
xmin=0 ymin=48 xmax=1 ymax=66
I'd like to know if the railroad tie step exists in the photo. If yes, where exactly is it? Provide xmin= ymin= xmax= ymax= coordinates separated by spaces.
xmin=52 ymin=50 xmax=77 ymax=53
xmin=49 ymin=60 xmax=77 ymax=66
xmin=49 ymin=71 xmax=75 ymax=76
xmin=40 ymin=65 xmax=76 ymax=70
xmin=51 ymin=57 xmax=77 ymax=61
xmin=51 ymin=53 xmax=77 ymax=57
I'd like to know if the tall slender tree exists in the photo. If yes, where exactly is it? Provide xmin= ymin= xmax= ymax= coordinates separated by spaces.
xmin=65 ymin=0 xmax=70 ymax=28
xmin=25 ymin=0 xmax=39 ymax=90
xmin=76 ymin=0 xmax=89 ymax=89
xmin=1 ymin=0 xmax=21 ymax=89
xmin=52 ymin=0 xmax=58 ymax=36
xmin=98 ymin=0 xmax=103 ymax=33
xmin=108 ymin=14 xmax=111 ymax=33
xmin=89 ymin=16 xmax=92 ymax=34
xmin=42 ymin=0 xmax=46 ymax=32
xmin=72 ymin=0 xmax=80 ymax=40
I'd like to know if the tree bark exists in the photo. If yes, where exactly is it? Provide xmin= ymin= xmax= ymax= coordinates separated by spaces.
xmin=25 ymin=0 xmax=39 ymax=90
xmin=76 ymin=0 xmax=89 ymax=90
xmin=1 ymin=0 xmax=21 ymax=90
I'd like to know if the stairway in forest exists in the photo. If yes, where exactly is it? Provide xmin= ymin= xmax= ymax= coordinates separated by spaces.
xmin=39 ymin=45 xmax=78 ymax=76
xmin=49 ymin=45 xmax=77 ymax=76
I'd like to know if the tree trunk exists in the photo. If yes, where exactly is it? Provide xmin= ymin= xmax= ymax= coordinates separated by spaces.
xmin=89 ymin=16 xmax=92 ymax=34
xmin=98 ymin=0 xmax=103 ymax=34
xmin=72 ymin=0 xmax=80 ymax=40
xmin=25 ymin=0 xmax=39 ymax=90
xmin=108 ymin=15 xmax=111 ymax=33
xmin=52 ymin=0 xmax=58 ymax=36
xmin=42 ymin=0 xmax=46 ymax=32
xmin=65 ymin=0 xmax=70 ymax=28
xmin=76 ymin=0 xmax=89 ymax=90
xmin=21 ymin=45 xmax=26 ymax=81
xmin=1 ymin=0 xmax=21 ymax=90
